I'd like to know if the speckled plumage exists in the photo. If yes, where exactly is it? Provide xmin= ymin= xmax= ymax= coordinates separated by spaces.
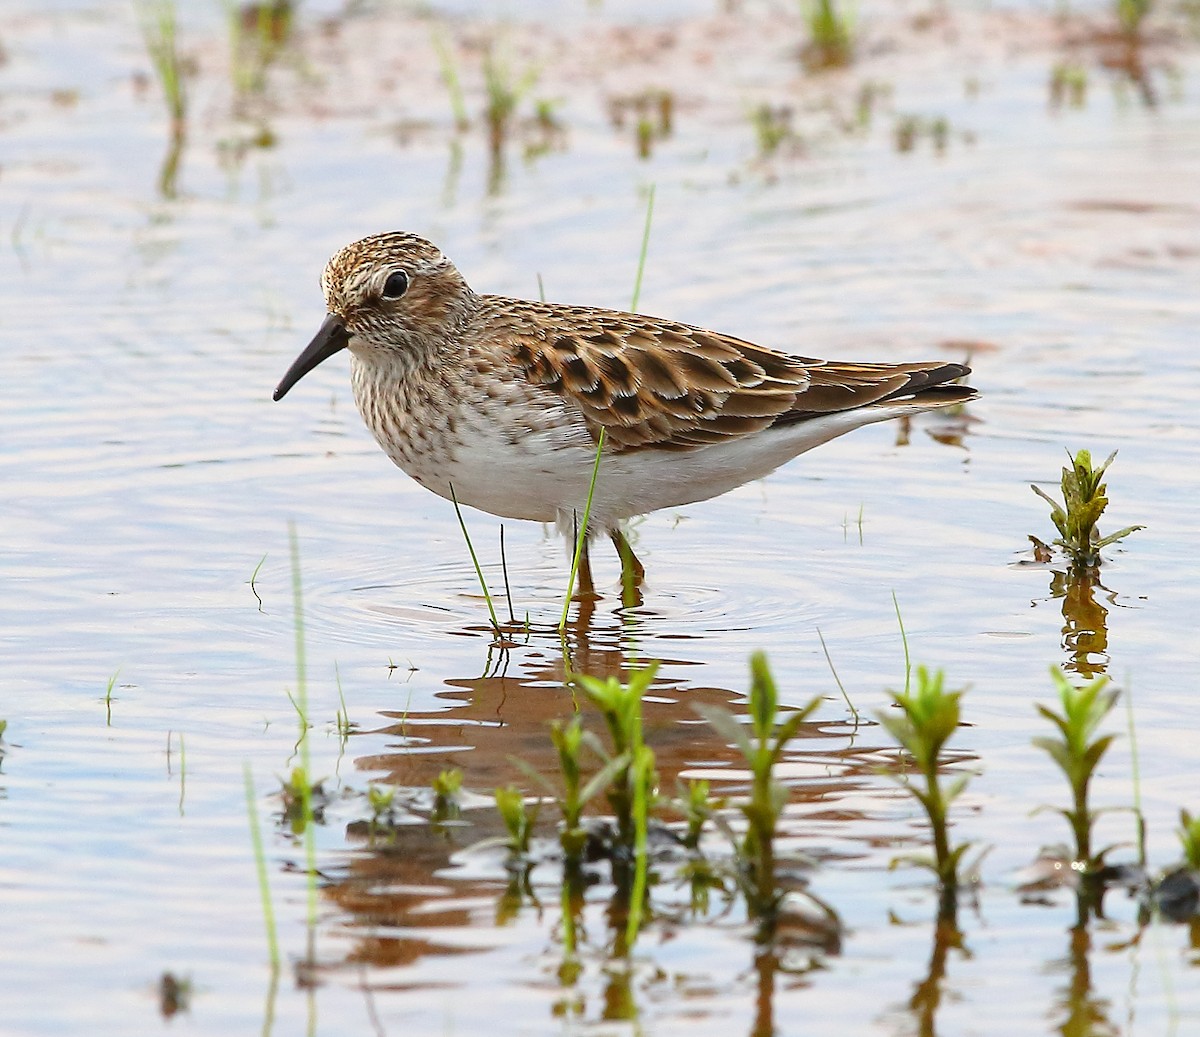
xmin=274 ymin=231 xmax=976 ymax=564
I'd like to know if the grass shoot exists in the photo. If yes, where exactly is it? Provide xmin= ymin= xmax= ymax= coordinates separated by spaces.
xmin=696 ymin=652 xmax=821 ymax=941
xmin=243 ymin=762 xmax=281 ymax=969
xmin=432 ymin=767 xmax=464 ymax=822
xmin=495 ymin=784 xmax=538 ymax=858
xmin=482 ymin=43 xmax=539 ymax=155
xmin=104 ymin=670 xmax=119 ymax=725
xmin=750 ymin=103 xmax=795 ymax=158
xmin=801 ymin=0 xmax=854 ymax=70
xmin=877 ymin=667 xmax=973 ymax=909
xmin=249 ymin=553 xmax=266 ymax=610
xmin=449 ymin=482 xmax=502 ymax=636
xmin=1032 ymin=667 xmax=1120 ymax=877
xmin=572 ymin=665 xmax=659 ymax=942
xmin=1117 ymin=0 xmax=1154 ymax=37
xmin=134 ymin=0 xmax=187 ymax=130
xmin=1031 ymin=449 xmax=1143 ymax=570
xmin=559 ymin=428 xmax=606 ymax=628
xmin=431 ymin=30 xmax=470 ymax=131
xmin=286 ymin=523 xmax=319 ymax=937
xmin=1177 ymin=810 xmax=1200 ymax=870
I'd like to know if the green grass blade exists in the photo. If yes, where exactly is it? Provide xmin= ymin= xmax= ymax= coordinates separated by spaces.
xmin=630 ymin=184 xmax=656 ymax=313
xmin=243 ymin=762 xmax=281 ymax=969
xmin=559 ymin=429 xmax=606 ymax=631
xmin=449 ymin=483 xmax=501 ymax=633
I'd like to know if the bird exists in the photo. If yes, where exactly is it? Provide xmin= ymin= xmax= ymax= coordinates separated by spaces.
xmin=273 ymin=231 xmax=976 ymax=597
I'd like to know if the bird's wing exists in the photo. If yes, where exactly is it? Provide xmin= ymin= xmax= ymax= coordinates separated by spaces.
xmin=491 ymin=299 xmax=967 ymax=451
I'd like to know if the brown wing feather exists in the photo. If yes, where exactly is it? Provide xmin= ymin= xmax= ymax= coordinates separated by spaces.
xmin=487 ymin=297 xmax=970 ymax=451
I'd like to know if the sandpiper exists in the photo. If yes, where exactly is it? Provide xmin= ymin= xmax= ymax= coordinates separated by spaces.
xmin=274 ymin=231 xmax=976 ymax=594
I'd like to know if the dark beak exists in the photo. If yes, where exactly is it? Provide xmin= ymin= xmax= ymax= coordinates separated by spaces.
xmin=272 ymin=313 xmax=351 ymax=401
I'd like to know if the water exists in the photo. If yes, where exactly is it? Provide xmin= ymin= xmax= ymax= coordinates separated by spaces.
xmin=2 ymin=1 xmax=1200 ymax=1033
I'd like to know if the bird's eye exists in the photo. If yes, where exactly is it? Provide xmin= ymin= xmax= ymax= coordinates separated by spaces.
xmin=382 ymin=270 xmax=409 ymax=299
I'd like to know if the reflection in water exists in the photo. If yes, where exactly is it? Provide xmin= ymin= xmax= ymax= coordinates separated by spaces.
xmin=314 ymin=599 xmax=892 ymax=1025
xmin=1049 ymin=570 xmax=1115 ymax=679
xmin=906 ymin=915 xmax=967 ymax=1037
xmin=1048 ymin=920 xmax=1118 ymax=1037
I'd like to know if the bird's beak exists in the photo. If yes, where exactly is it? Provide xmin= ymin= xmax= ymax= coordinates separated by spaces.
xmin=273 ymin=313 xmax=351 ymax=401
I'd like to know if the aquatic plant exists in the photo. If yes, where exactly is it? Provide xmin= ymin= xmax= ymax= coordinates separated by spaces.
xmin=431 ymin=30 xmax=470 ymax=131
xmin=610 ymin=90 xmax=674 ymax=158
xmin=514 ymin=716 xmax=626 ymax=875
xmin=158 ymin=971 xmax=192 ymax=1018
xmin=676 ymin=778 xmax=715 ymax=852
xmin=432 ymin=767 xmax=464 ymax=822
xmin=1031 ymin=449 xmax=1142 ymax=570
xmin=225 ymin=0 xmax=294 ymax=98
xmin=750 ymin=103 xmax=794 ymax=157
xmin=1179 ymin=809 xmax=1200 ymax=871
xmin=366 ymin=784 xmax=397 ymax=827
xmin=448 ymin=482 xmax=504 ymax=637
xmin=1117 ymin=0 xmax=1154 ymax=36
xmin=801 ymin=0 xmax=854 ymax=69
xmin=104 ymin=670 xmax=119 ymax=725
xmin=1033 ymin=667 xmax=1120 ymax=876
xmin=482 ymin=43 xmax=539 ymax=156
xmin=279 ymin=767 xmax=326 ymax=834
xmin=286 ymin=524 xmax=319 ymax=935
xmin=134 ymin=0 xmax=187 ymax=129
xmin=1050 ymin=62 xmax=1088 ymax=108
xmin=242 ymin=762 xmax=281 ymax=968
xmin=495 ymin=784 xmax=538 ymax=858
xmin=696 ymin=653 xmax=822 ymax=940
xmin=877 ymin=667 xmax=973 ymax=910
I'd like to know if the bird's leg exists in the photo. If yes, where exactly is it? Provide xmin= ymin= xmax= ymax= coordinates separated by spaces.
xmin=609 ymin=528 xmax=645 ymax=606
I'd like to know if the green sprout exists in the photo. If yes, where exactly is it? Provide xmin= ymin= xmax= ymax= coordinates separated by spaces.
xmin=696 ymin=653 xmax=822 ymax=941
xmin=877 ymin=667 xmax=973 ymax=908
xmin=1117 ymin=0 xmax=1153 ymax=37
xmin=677 ymin=778 xmax=715 ymax=852
xmin=801 ymin=0 xmax=854 ymax=70
xmin=242 ymin=762 xmax=280 ymax=969
xmin=495 ymin=784 xmax=539 ymax=857
xmin=1033 ymin=668 xmax=1121 ymax=877
xmin=1177 ymin=809 xmax=1200 ymax=871
xmin=482 ymin=44 xmax=539 ymax=155
xmin=1050 ymin=62 xmax=1089 ymax=108
xmin=432 ymin=767 xmax=464 ymax=822
xmin=750 ymin=104 xmax=794 ymax=157
xmin=367 ymin=784 xmax=397 ymax=825
xmin=514 ymin=717 xmax=626 ymax=875
xmin=1031 ymin=449 xmax=1143 ymax=570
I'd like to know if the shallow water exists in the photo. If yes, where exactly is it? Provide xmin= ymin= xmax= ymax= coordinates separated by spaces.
xmin=3 ymin=1 xmax=1200 ymax=1034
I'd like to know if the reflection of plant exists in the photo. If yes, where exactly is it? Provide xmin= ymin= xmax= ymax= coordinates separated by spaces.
xmin=878 ymin=667 xmax=973 ymax=905
xmin=697 ymin=653 xmax=821 ymax=940
xmin=1031 ymin=449 xmax=1142 ymax=570
xmin=1033 ymin=668 xmax=1120 ymax=876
